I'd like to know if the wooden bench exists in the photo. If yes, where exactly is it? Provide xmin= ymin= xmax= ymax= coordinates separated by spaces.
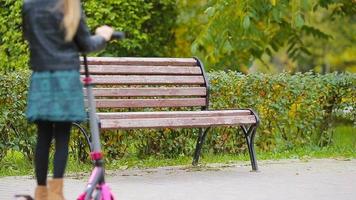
xmin=78 ymin=57 xmax=260 ymax=171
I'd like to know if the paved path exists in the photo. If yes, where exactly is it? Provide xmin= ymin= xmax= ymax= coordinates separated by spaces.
xmin=2 ymin=159 xmax=356 ymax=200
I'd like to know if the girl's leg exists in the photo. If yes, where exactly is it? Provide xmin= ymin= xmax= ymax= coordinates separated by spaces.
xmin=53 ymin=122 xmax=72 ymax=178
xmin=47 ymin=122 xmax=71 ymax=200
xmin=35 ymin=121 xmax=54 ymax=186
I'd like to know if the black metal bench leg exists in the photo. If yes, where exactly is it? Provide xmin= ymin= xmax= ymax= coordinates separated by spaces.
xmin=241 ymin=125 xmax=258 ymax=171
xmin=192 ymin=127 xmax=210 ymax=165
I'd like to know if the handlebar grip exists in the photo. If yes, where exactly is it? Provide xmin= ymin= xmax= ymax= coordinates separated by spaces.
xmin=111 ymin=31 xmax=125 ymax=40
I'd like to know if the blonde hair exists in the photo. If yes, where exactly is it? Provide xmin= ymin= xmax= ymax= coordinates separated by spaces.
xmin=62 ymin=0 xmax=81 ymax=41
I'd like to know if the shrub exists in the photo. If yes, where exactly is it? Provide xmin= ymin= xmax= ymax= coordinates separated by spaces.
xmin=208 ymin=71 xmax=355 ymax=151
xmin=0 ymin=0 xmax=177 ymax=72
xmin=0 ymin=70 xmax=354 ymax=161
xmin=0 ymin=70 xmax=36 ymax=161
xmin=0 ymin=0 xmax=28 ymax=72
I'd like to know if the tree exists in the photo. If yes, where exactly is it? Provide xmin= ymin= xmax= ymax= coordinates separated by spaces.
xmin=189 ymin=0 xmax=355 ymax=72
xmin=296 ymin=7 xmax=356 ymax=73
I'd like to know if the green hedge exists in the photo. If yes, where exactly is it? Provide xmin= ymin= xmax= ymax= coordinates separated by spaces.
xmin=0 ymin=70 xmax=35 ymax=161
xmin=1 ymin=70 xmax=354 ymax=161
xmin=208 ymin=71 xmax=355 ymax=151
xmin=0 ymin=0 xmax=176 ymax=72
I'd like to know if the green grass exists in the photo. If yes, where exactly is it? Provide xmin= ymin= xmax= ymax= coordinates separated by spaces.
xmin=1 ymin=145 xmax=355 ymax=177
xmin=1 ymin=125 xmax=355 ymax=177
xmin=0 ymin=151 xmax=33 ymax=176
xmin=332 ymin=125 xmax=356 ymax=148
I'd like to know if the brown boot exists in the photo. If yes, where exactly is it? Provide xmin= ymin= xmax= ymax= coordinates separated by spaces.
xmin=34 ymin=185 xmax=48 ymax=200
xmin=48 ymin=178 xmax=65 ymax=200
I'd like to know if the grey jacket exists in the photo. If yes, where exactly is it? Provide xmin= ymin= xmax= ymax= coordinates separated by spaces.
xmin=22 ymin=0 xmax=106 ymax=71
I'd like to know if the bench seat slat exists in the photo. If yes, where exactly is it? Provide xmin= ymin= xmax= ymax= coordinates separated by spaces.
xmin=98 ymin=110 xmax=252 ymax=119
xmin=83 ymin=75 xmax=205 ymax=85
xmin=100 ymin=115 xmax=257 ymax=129
xmin=83 ymin=57 xmax=197 ymax=66
xmin=91 ymin=98 xmax=206 ymax=108
xmin=84 ymin=87 xmax=207 ymax=97
xmin=80 ymin=65 xmax=202 ymax=75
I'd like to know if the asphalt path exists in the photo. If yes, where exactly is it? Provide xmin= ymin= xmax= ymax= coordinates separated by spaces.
xmin=2 ymin=159 xmax=356 ymax=200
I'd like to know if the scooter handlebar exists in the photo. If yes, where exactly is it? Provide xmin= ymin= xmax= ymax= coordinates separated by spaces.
xmin=111 ymin=31 xmax=125 ymax=40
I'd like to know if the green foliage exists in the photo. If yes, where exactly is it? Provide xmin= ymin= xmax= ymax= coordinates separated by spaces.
xmin=83 ymin=0 xmax=177 ymax=57
xmin=3 ymin=144 xmax=356 ymax=176
xmin=0 ymin=70 xmax=36 ymax=161
xmin=0 ymin=0 xmax=29 ymax=72
xmin=172 ymin=0 xmax=211 ymax=57
xmin=0 ymin=0 xmax=177 ymax=72
xmin=296 ymin=9 xmax=356 ymax=73
xmin=1 ymin=70 xmax=354 ymax=161
xmin=0 ymin=151 xmax=34 ymax=176
xmin=208 ymin=71 xmax=355 ymax=150
xmin=187 ymin=0 xmax=355 ymax=71
xmin=332 ymin=125 xmax=356 ymax=148
xmin=317 ymin=0 xmax=356 ymax=16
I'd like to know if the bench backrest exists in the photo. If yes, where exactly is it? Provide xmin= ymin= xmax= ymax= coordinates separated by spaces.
xmin=81 ymin=57 xmax=209 ymax=110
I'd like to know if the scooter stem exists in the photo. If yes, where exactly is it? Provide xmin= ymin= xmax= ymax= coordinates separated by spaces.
xmin=83 ymin=55 xmax=102 ymax=155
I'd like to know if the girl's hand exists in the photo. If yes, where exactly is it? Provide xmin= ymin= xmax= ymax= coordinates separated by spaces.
xmin=95 ymin=25 xmax=114 ymax=41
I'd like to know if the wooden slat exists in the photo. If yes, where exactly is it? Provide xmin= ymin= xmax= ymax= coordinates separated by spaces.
xmin=82 ymin=75 xmax=205 ymax=85
xmin=84 ymin=87 xmax=207 ymax=97
xmin=98 ymin=110 xmax=252 ymax=119
xmin=88 ymin=98 xmax=206 ymax=108
xmin=100 ymin=115 xmax=257 ymax=129
xmin=80 ymin=65 xmax=202 ymax=75
xmin=83 ymin=57 xmax=197 ymax=66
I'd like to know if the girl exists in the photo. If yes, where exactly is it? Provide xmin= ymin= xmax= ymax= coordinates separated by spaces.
xmin=22 ymin=0 xmax=114 ymax=199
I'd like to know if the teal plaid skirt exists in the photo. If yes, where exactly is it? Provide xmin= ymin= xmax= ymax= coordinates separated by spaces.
xmin=26 ymin=70 xmax=86 ymax=122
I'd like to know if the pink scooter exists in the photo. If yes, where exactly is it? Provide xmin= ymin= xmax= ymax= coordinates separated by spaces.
xmin=77 ymin=31 xmax=125 ymax=200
